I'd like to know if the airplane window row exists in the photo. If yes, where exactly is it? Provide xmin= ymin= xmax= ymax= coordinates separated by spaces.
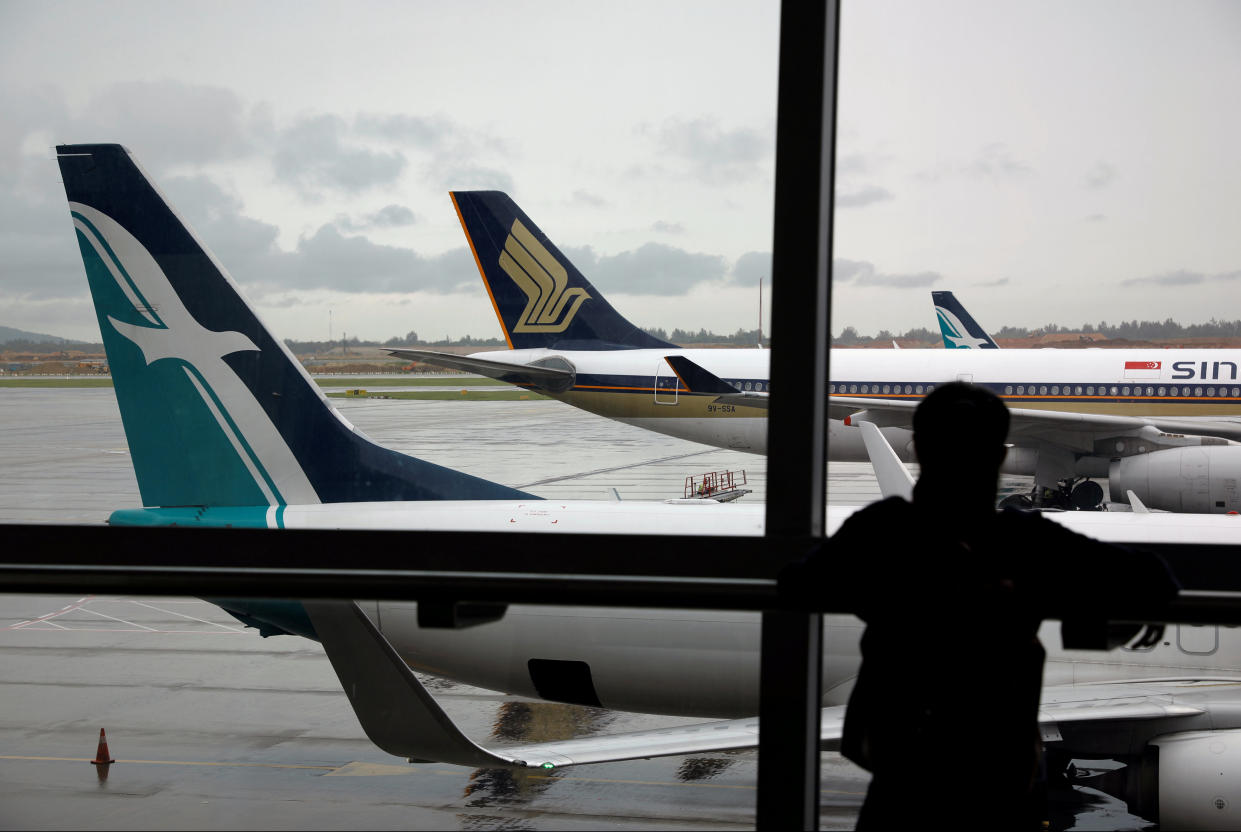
xmin=728 ymin=381 xmax=767 ymax=392
xmin=827 ymin=384 xmax=933 ymax=395
xmin=1002 ymin=385 xmax=1241 ymax=398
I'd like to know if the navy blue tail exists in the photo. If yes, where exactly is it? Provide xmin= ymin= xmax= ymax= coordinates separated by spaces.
xmin=58 ymin=144 xmax=530 ymax=506
xmin=932 ymin=290 xmax=999 ymax=349
xmin=451 ymin=191 xmax=675 ymax=351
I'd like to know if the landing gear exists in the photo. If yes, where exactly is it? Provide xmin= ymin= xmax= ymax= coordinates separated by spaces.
xmin=1000 ymin=477 xmax=1105 ymax=511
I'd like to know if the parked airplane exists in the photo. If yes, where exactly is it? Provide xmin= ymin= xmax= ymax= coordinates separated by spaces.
xmin=396 ymin=192 xmax=1241 ymax=512
xmin=932 ymin=289 xmax=999 ymax=349
xmin=58 ymin=144 xmax=1241 ymax=829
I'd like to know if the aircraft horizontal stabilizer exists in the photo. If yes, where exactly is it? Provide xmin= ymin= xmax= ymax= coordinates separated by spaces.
xmin=664 ymin=356 xmax=769 ymax=409
xmin=306 ymin=600 xmax=844 ymax=769
xmin=388 ymin=349 xmax=574 ymax=392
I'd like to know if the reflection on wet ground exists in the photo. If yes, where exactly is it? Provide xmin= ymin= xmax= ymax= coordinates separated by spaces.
xmin=464 ymin=701 xmax=618 ymax=808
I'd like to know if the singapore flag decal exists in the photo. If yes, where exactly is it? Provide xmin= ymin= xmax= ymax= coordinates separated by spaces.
xmin=1124 ymin=360 xmax=1162 ymax=379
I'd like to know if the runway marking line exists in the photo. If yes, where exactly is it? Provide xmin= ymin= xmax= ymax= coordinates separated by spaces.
xmin=78 ymin=606 xmax=159 ymax=631
xmin=7 ymin=597 xmax=247 ymax=634
xmin=0 ymin=755 xmax=866 ymax=796
xmin=124 ymin=599 xmax=246 ymax=632
xmin=327 ymin=760 xmax=865 ymax=795
xmin=0 ymin=755 xmax=334 ymax=771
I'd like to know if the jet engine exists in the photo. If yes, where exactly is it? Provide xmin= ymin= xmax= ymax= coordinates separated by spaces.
xmin=1109 ymin=446 xmax=1241 ymax=513
xmin=1147 ymin=730 xmax=1241 ymax=829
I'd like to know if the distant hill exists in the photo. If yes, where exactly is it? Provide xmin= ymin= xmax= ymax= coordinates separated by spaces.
xmin=0 ymin=325 xmax=67 ymax=344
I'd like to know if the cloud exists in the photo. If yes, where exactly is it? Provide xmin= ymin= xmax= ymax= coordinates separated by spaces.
xmin=1122 ymin=270 xmax=1204 ymax=287
xmin=355 ymin=113 xmax=457 ymax=149
xmin=836 ymin=185 xmax=893 ymax=209
xmin=976 ymin=277 xmax=1010 ymax=287
xmin=229 ymin=226 xmax=476 ymax=295
xmin=272 ymin=114 xmax=406 ymax=197
xmin=162 ymin=175 xmax=282 ymax=265
xmin=565 ymin=242 xmax=727 ymax=295
xmin=1083 ymin=161 xmax=1117 ymax=190
xmin=335 ymin=204 xmax=416 ymax=232
xmin=652 ymin=220 xmax=685 ymax=234
xmin=918 ymin=143 xmax=1032 ymax=182
xmin=966 ymin=143 xmax=1031 ymax=179
xmin=427 ymin=161 xmax=513 ymax=192
xmin=832 ymin=258 xmax=942 ymax=288
xmin=81 ymin=81 xmax=253 ymax=170
xmin=1085 ymin=213 xmax=1107 ymax=222
xmin=572 ymin=189 xmax=608 ymax=208
xmin=1121 ymin=269 xmax=1241 ymax=287
xmin=647 ymin=117 xmax=771 ymax=184
xmin=730 ymin=251 xmax=770 ymax=285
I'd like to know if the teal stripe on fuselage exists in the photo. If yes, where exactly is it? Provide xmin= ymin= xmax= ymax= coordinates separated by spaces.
xmin=109 ymin=507 xmax=273 ymax=528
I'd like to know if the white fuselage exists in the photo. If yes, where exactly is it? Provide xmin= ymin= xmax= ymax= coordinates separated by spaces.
xmin=470 ymin=347 xmax=1241 ymax=458
xmin=229 ymin=501 xmax=1241 ymax=720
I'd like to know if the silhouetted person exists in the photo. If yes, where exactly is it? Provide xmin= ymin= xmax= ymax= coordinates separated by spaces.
xmin=781 ymin=383 xmax=1177 ymax=830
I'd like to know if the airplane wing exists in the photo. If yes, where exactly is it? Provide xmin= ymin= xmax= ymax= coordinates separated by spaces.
xmin=305 ymin=600 xmax=843 ymax=769
xmin=307 ymin=599 xmax=1232 ymax=772
xmin=387 ymin=349 xmax=573 ymax=391
xmin=663 ymin=356 xmax=769 ymax=409
xmin=830 ymin=395 xmax=1241 ymax=450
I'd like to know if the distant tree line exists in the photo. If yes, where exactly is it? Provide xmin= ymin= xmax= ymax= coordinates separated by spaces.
xmin=0 ymin=339 xmax=105 ymax=354
xmin=836 ymin=318 xmax=1241 ymax=345
xmin=833 ymin=326 xmax=939 ymax=346
xmin=10 ymin=316 xmax=1241 ymax=356
xmin=283 ymin=331 xmax=505 ymax=353
xmin=643 ymin=327 xmax=770 ymax=346
xmin=992 ymin=318 xmax=1241 ymax=340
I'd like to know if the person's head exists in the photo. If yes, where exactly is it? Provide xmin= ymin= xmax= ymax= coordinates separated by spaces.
xmin=913 ymin=382 xmax=1009 ymax=486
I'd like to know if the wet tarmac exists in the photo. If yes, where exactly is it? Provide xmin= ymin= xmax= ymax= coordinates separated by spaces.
xmin=0 ymin=385 xmax=1140 ymax=829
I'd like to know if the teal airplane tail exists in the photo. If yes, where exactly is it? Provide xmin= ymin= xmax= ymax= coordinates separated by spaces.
xmin=932 ymin=290 xmax=999 ymax=349
xmin=57 ymin=144 xmax=530 ymax=509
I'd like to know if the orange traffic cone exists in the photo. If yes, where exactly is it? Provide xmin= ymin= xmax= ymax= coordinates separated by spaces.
xmin=90 ymin=728 xmax=115 ymax=766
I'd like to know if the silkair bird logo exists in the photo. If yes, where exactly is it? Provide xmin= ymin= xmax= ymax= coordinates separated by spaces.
xmin=935 ymin=305 xmax=988 ymax=349
xmin=499 ymin=219 xmax=590 ymax=333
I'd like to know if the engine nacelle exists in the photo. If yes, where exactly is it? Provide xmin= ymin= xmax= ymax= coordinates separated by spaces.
xmin=1109 ymin=446 xmax=1241 ymax=513
xmin=1150 ymin=730 xmax=1241 ymax=830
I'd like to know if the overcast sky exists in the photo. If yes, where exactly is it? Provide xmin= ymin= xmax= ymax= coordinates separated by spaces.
xmin=2 ymin=0 xmax=1239 ymax=343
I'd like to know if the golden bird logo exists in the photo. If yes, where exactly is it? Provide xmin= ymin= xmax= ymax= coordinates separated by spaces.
xmin=499 ymin=219 xmax=590 ymax=333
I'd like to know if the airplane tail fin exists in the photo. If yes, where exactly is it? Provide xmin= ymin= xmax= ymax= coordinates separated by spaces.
xmin=450 ymin=191 xmax=675 ymax=351
xmin=57 ymin=144 xmax=528 ymax=508
xmin=932 ymin=290 xmax=999 ymax=349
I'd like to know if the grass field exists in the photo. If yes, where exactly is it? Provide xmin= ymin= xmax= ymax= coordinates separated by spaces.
xmin=0 ymin=377 xmax=115 ymax=388
xmin=326 ymin=389 xmax=546 ymax=401
xmin=312 ymin=376 xmax=505 ymax=387
xmin=0 ymin=375 xmax=504 ymax=389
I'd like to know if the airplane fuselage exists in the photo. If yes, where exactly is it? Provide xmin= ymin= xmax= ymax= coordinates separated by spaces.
xmin=468 ymin=347 xmax=1241 ymax=460
xmin=139 ymin=500 xmax=1241 ymax=724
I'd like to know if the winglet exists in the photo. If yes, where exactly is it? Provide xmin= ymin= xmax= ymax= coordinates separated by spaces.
xmin=304 ymin=601 xmax=536 ymax=768
xmin=856 ymin=420 xmax=915 ymax=500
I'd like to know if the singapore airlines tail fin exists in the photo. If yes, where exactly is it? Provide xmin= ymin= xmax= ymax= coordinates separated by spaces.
xmin=932 ymin=290 xmax=999 ymax=349
xmin=450 ymin=191 xmax=675 ymax=351
xmin=56 ymin=144 xmax=528 ymax=510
